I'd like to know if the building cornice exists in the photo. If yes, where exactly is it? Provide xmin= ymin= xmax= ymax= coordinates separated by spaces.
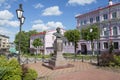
xmin=0 ymin=34 xmax=9 ymax=38
xmin=75 ymin=2 xmax=120 ymax=19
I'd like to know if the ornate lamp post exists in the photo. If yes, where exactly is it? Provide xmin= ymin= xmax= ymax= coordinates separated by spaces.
xmin=16 ymin=4 xmax=25 ymax=64
xmin=90 ymin=28 xmax=93 ymax=55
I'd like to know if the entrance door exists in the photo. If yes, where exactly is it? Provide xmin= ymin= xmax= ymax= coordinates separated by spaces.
xmin=81 ymin=43 xmax=87 ymax=55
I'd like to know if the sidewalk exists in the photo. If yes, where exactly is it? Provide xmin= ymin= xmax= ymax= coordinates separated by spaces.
xmin=54 ymin=67 xmax=120 ymax=80
xmin=25 ymin=61 xmax=120 ymax=80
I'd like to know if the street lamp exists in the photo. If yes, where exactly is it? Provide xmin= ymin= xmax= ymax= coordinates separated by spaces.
xmin=103 ymin=27 xmax=113 ymax=54
xmin=16 ymin=4 xmax=25 ymax=64
xmin=90 ymin=28 xmax=93 ymax=55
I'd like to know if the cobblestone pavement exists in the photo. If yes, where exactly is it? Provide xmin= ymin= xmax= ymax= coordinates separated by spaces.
xmin=25 ymin=60 xmax=120 ymax=80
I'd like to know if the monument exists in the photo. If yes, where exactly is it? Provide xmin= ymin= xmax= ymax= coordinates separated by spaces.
xmin=43 ymin=27 xmax=73 ymax=70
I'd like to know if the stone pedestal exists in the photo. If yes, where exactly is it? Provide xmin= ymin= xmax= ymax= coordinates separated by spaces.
xmin=43 ymin=38 xmax=73 ymax=70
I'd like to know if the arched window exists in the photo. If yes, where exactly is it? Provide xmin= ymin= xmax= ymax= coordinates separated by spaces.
xmin=113 ymin=26 xmax=117 ymax=36
xmin=103 ymin=27 xmax=109 ymax=36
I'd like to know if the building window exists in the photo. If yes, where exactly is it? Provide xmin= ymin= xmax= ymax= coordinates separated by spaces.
xmin=64 ymin=41 xmax=66 ymax=46
xmin=114 ymin=42 xmax=119 ymax=49
xmin=81 ymin=21 xmax=83 ymax=25
xmin=112 ymin=12 xmax=117 ymax=19
xmin=96 ymin=16 xmax=100 ymax=22
xmin=103 ymin=14 xmax=108 ymax=20
xmin=97 ymin=42 xmax=100 ymax=49
xmin=104 ymin=42 xmax=108 ymax=49
xmin=104 ymin=30 xmax=109 ymax=36
xmin=90 ymin=18 xmax=93 ymax=23
xmin=83 ymin=20 xmax=87 ymax=25
xmin=113 ymin=26 xmax=117 ymax=36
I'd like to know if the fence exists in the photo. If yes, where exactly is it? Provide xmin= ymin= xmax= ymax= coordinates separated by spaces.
xmin=12 ymin=54 xmax=99 ymax=65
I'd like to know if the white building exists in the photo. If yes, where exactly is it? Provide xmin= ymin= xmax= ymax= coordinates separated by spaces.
xmin=76 ymin=0 xmax=120 ymax=54
xmin=0 ymin=34 xmax=9 ymax=54
xmin=30 ymin=28 xmax=75 ymax=55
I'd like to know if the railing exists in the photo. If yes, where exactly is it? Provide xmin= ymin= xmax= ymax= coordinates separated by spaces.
xmin=7 ymin=53 xmax=99 ymax=65
xmin=64 ymin=54 xmax=99 ymax=64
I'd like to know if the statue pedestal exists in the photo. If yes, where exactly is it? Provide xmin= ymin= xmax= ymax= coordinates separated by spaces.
xmin=43 ymin=39 xmax=73 ymax=70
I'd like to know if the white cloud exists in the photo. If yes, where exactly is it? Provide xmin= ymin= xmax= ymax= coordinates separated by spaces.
xmin=32 ymin=20 xmax=64 ymax=31
xmin=0 ymin=27 xmax=13 ymax=35
xmin=32 ymin=19 xmax=43 ymax=24
xmin=32 ymin=24 xmax=47 ymax=31
xmin=0 ymin=10 xmax=13 ymax=20
xmin=0 ymin=0 xmax=11 ymax=9
xmin=4 ymin=3 xmax=11 ymax=9
xmin=68 ymin=0 xmax=96 ymax=6
xmin=0 ymin=20 xmax=19 ymax=27
xmin=42 ymin=6 xmax=62 ymax=16
xmin=34 ymin=3 xmax=44 ymax=9
xmin=7 ymin=20 xmax=19 ymax=27
xmin=46 ymin=21 xmax=64 ymax=28
xmin=0 ymin=10 xmax=19 ymax=27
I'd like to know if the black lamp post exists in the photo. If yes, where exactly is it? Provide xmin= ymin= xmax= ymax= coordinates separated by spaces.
xmin=90 ymin=28 xmax=93 ymax=55
xmin=16 ymin=4 xmax=25 ymax=64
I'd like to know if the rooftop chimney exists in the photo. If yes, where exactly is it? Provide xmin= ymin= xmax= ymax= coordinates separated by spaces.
xmin=109 ymin=0 xmax=113 ymax=5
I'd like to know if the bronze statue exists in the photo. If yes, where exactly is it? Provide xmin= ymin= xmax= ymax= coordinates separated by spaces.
xmin=53 ymin=27 xmax=67 ymax=41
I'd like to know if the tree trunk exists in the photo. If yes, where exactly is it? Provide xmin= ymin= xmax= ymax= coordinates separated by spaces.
xmin=74 ymin=42 xmax=77 ymax=62
xmin=91 ymin=40 xmax=94 ymax=55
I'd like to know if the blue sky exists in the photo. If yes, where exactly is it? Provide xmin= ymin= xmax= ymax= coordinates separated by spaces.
xmin=0 ymin=0 xmax=120 ymax=42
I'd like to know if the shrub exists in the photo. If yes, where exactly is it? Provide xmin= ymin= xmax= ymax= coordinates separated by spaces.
xmin=23 ymin=69 xmax=38 ymax=80
xmin=110 ymin=55 xmax=120 ymax=67
xmin=99 ymin=53 xmax=114 ymax=66
xmin=22 ymin=65 xmax=38 ymax=80
xmin=0 ymin=56 xmax=38 ymax=80
xmin=0 ymin=56 xmax=22 ymax=80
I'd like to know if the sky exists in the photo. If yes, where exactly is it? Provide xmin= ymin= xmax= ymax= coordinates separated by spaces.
xmin=0 ymin=0 xmax=120 ymax=42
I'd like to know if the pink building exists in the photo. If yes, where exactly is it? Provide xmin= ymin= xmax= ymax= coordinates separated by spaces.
xmin=76 ymin=0 xmax=120 ymax=54
xmin=30 ymin=28 xmax=75 ymax=55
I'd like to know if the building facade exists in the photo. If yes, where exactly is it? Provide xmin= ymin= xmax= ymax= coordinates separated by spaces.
xmin=76 ymin=0 xmax=120 ymax=54
xmin=30 ymin=29 xmax=75 ymax=55
xmin=0 ymin=34 xmax=9 ymax=54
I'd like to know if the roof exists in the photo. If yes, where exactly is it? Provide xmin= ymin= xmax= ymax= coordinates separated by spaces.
xmin=31 ymin=28 xmax=66 ymax=37
xmin=75 ymin=2 xmax=120 ymax=18
xmin=0 ymin=34 xmax=9 ymax=38
xmin=31 ymin=31 xmax=46 ymax=37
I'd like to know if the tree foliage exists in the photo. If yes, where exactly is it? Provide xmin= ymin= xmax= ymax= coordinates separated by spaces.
xmin=81 ymin=24 xmax=100 ymax=41
xmin=0 ymin=56 xmax=22 ymax=80
xmin=81 ymin=24 xmax=100 ymax=55
xmin=64 ymin=29 xmax=80 ymax=53
xmin=14 ymin=30 xmax=38 ymax=53
xmin=32 ymin=38 xmax=43 ymax=48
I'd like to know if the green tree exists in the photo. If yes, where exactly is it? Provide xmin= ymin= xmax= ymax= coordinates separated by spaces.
xmin=32 ymin=38 xmax=43 ymax=48
xmin=14 ymin=30 xmax=38 ymax=53
xmin=64 ymin=29 xmax=80 ymax=54
xmin=0 ymin=56 xmax=22 ymax=80
xmin=81 ymin=24 xmax=100 ymax=55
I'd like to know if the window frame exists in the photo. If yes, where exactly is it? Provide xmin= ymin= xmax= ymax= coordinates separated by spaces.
xmin=103 ymin=14 xmax=108 ymax=20
xmin=114 ymin=42 xmax=119 ymax=49
xmin=103 ymin=42 xmax=108 ymax=49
